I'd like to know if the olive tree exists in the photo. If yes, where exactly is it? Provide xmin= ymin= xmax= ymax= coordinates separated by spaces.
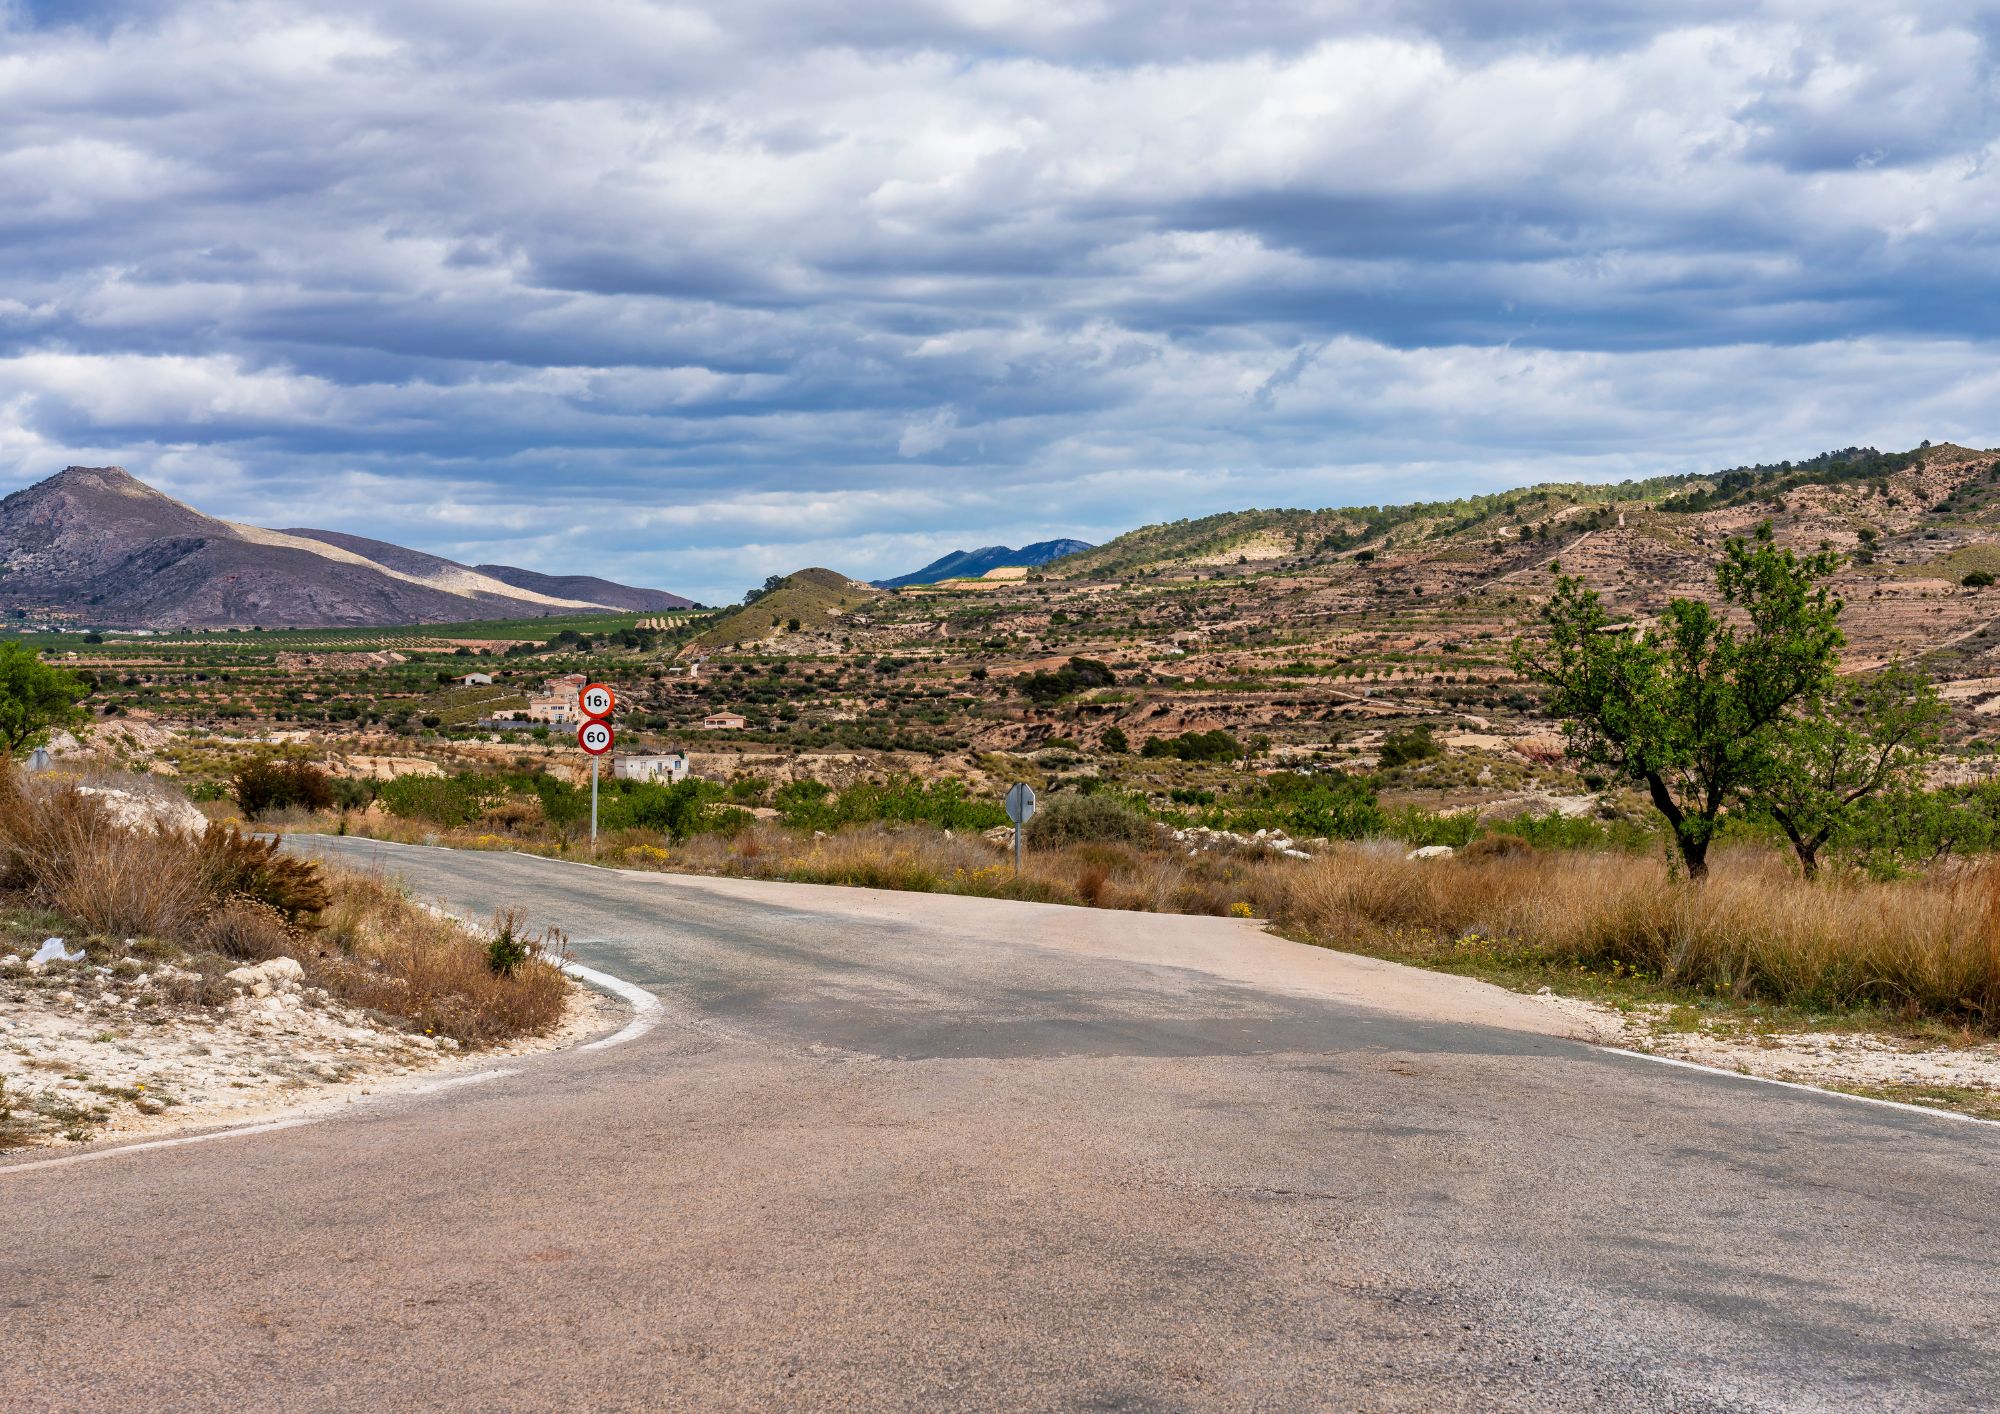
xmin=1511 ymin=525 xmax=1843 ymax=880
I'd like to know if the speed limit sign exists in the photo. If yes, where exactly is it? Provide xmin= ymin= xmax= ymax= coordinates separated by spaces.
xmin=579 ymin=682 xmax=615 ymax=719
xmin=578 ymin=718 xmax=614 ymax=755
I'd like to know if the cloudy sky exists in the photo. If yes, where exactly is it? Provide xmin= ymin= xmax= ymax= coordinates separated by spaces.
xmin=1 ymin=1 xmax=1995 ymax=603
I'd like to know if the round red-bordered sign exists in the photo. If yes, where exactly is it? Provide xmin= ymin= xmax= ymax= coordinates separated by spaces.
xmin=579 ymin=682 xmax=615 ymax=719
xmin=578 ymin=719 xmax=614 ymax=755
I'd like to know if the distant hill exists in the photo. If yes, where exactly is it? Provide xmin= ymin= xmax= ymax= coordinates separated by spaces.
xmin=688 ymin=567 xmax=875 ymax=652
xmin=873 ymin=539 xmax=1093 ymax=588
xmin=0 ymin=466 xmax=692 ymax=628
xmin=470 ymin=564 xmax=695 ymax=612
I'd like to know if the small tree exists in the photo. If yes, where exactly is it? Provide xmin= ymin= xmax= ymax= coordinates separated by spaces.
xmin=0 ymin=642 xmax=91 ymax=757
xmin=1511 ymin=526 xmax=1843 ymax=879
xmin=1749 ymin=663 xmax=1945 ymax=877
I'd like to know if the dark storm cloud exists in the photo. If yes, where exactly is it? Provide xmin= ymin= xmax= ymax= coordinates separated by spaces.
xmin=0 ymin=0 xmax=1994 ymax=602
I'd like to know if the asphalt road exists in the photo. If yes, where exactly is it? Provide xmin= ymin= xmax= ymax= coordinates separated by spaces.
xmin=4 ymin=837 xmax=1997 ymax=1412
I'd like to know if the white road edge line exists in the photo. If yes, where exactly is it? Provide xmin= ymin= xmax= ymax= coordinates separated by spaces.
xmin=1601 ymin=1046 xmax=2000 ymax=1129
xmin=564 ymin=959 xmax=663 ymax=1051
xmin=0 ymin=958 xmax=661 ymax=1175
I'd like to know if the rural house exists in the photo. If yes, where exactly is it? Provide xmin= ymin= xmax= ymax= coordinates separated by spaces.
xmin=702 ymin=711 xmax=747 ymax=730
xmin=613 ymin=753 xmax=690 ymax=784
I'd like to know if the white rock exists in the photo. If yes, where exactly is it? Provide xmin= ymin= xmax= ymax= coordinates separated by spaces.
xmin=258 ymin=957 xmax=305 ymax=985
xmin=75 ymin=785 xmax=208 ymax=838
xmin=224 ymin=966 xmax=262 ymax=987
xmin=0 ymin=954 xmax=22 ymax=971
xmin=1405 ymin=845 xmax=1456 ymax=861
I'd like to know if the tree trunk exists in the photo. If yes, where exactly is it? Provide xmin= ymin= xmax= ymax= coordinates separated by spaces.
xmin=1774 ymin=812 xmax=1822 ymax=879
xmin=1645 ymin=772 xmax=1709 ymax=882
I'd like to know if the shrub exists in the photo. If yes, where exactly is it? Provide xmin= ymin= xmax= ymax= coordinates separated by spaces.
xmin=196 ymin=825 xmax=332 ymax=926
xmin=1964 ymin=572 xmax=1994 ymax=588
xmin=486 ymin=914 xmax=532 ymax=975
xmin=1015 ymin=656 xmax=1117 ymax=704
xmin=1026 ymin=794 xmax=1161 ymax=848
xmin=1100 ymin=726 xmax=1130 ymax=754
xmin=378 ymin=773 xmax=503 ymax=828
xmin=231 ymin=757 xmax=335 ymax=818
xmin=1377 ymin=725 xmax=1442 ymax=768
xmin=1141 ymin=729 xmax=1241 ymax=761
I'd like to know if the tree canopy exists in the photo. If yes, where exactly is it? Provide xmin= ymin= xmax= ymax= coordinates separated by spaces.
xmin=0 ymin=642 xmax=92 ymax=758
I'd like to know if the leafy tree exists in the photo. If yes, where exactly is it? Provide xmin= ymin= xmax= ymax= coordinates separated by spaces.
xmin=1100 ymin=725 xmax=1130 ymax=754
xmin=1512 ymin=525 xmax=1843 ymax=879
xmin=0 ymin=642 xmax=92 ymax=757
xmin=1748 ymin=663 xmax=1945 ymax=877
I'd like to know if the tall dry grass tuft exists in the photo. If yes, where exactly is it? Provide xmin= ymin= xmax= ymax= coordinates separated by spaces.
xmin=0 ymin=774 xmax=211 ymax=937
xmin=1266 ymin=845 xmax=2000 ymax=1027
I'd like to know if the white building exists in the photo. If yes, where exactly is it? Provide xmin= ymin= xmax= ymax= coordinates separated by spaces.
xmin=613 ymin=753 xmax=690 ymax=784
xmin=458 ymin=672 xmax=494 ymax=686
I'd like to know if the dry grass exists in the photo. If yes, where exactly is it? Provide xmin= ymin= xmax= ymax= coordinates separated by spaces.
xmin=304 ymin=874 xmax=569 ymax=1043
xmin=1258 ymin=845 xmax=2000 ymax=1028
xmin=0 ymin=774 xmax=213 ymax=937
xmin=0 ymin=769 xmax=569 ymax=1044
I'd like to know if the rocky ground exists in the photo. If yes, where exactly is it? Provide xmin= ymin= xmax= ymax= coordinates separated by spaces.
xmin=0 ymin=928 xmax=608 ymax=1150
xmin=1527 ymin=989 xmax=2000 ymax=1120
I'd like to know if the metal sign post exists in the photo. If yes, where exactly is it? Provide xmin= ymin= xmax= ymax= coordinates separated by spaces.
xmin=578 ymin=687 xmax=615 ymax=851
xmin=1004 ymin=782 xmax=1037 ymax=875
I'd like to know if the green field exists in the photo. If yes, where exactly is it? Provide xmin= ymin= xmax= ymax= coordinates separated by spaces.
xmin=6 ymin=609 xmax=707 ymax=654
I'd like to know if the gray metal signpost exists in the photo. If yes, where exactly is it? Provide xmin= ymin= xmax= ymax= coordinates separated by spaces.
xmin=1004 ymin=782 xmax=1037 ymax=875
xmin=578 ymin=683 xmax=615 ymax=849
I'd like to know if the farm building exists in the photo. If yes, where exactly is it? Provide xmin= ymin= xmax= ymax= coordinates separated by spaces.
xmin=613 ymin=753 xmax=690 ymax=784
xmin=702 ymin=711 xmax=747 ymax=730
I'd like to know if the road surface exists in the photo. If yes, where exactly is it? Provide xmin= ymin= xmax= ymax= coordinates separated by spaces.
xmin=4 ymin=837 xmax=1997 ymax=1411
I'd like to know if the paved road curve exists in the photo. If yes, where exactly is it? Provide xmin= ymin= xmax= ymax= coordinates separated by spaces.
xmin=5 ymin=838 xmax=1997 ymax=1411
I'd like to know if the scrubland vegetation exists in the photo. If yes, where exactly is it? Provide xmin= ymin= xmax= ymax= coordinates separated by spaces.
xmin=22 ymin=439 xmax=2000 ymax=1050
xmin=0 ymin=768 xmax=567 ymax=1045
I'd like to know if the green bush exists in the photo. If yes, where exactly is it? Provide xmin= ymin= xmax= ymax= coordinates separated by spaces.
xmin=1025 ymin=794 xmax=1160 ymax=847
xmin=1141 ymin=729 xmax=1241 ymax=761
xmin=486 ymin=919 xmax=531 ymax=975
xmin=232 ymin=757 xmax=335 ymax=819
xmin=1377 ymin=725 xmax=1442 ymax=768
xmin=377 ymin=774 xmax=504 ymax=828
xmin=1015 ymin=657 xmax=1117 ymax=704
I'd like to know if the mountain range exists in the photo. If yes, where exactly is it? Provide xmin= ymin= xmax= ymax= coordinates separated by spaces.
xmin=0 ymin=466 xmax=694 ymax=629
xmin=872 ymin=538 xmax=1093 ymax=588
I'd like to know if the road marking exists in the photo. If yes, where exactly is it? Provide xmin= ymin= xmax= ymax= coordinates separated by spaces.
xmin=1601 ymin=1047 xmax=2000 ymax=1130
xmin=563 ymin=959 xmax=663 ymax=1051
